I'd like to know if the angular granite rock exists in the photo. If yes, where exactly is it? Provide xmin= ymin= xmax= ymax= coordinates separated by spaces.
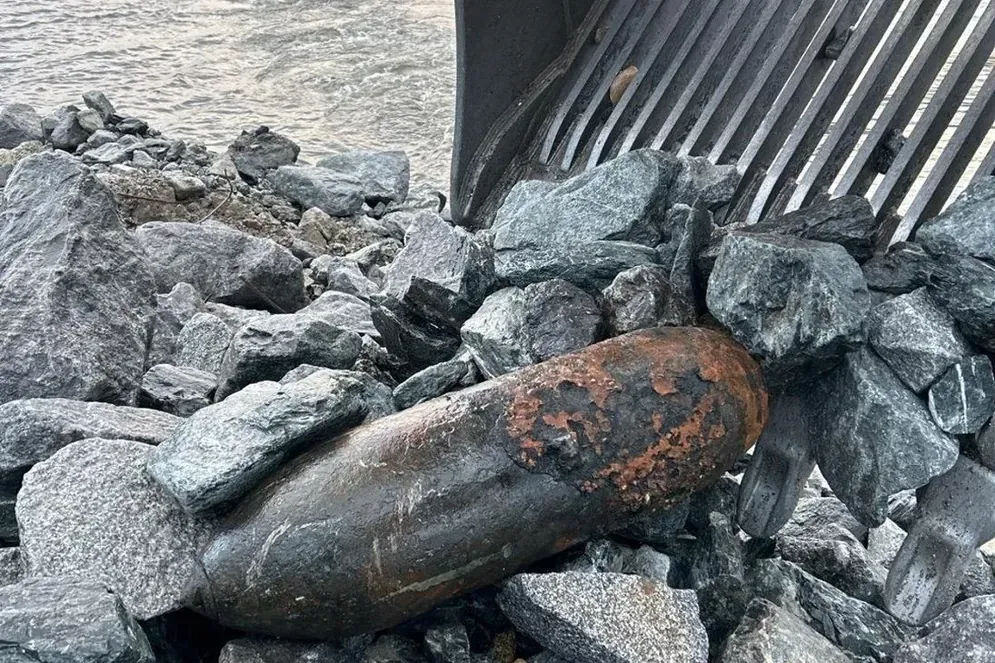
xmin=0 ymin=548 xmax=22 ymax=587
xmin=928 ymin=254 xmax=995 ymax=352
xmin=495 ymin=241 xmax=661 ymax=291
xmin=140 ymin=365 xmax=218 ymax=417
xmin=279 ymin=366 xmax=395 ymax=421
xmin=384 ymin=212 xmax=495 ymax=329
xmin=0 ymin=152 xmax=156 ymax=405
xmin=461 ymin=280 xmax=603 ymax=378
xmin=499 ymin=572 xmax=708 ymax=663
xmin=393 ymin=358 xmax=471 ymax=410
xmin=148 ymin=283 xmax=204 ymax=367
xmin=134 ymin=221 xmax=308 ymax=313
xmin=82 ymin=91 xmax=117 ymax=123
xmin=148 ymin=372 xmax=369 ymax=515
xmin=300 ymin=290 xmax=380 ymax=339
xmin=718 ymin=598 xmax=852 ymax=663
xmin=707 ymin=234 xmax=870 ymax=385
xmin=370 ymin=294 xmax=461 ymax=369
xmin=781 ymin=496 xmax=869 ymax=541
xmin=219 ymin=638 xmax=354 ymax=663
xmin=670 ymin=156 xmax=740 ymax=211
xmin=893 ymin=594 xmax=995 ymax=662
xmin=0 ymin=576 xmax=155 ymax=663
xmin=868 ymin=288 xmax=972 ymax=393
xmin=777 ymin=523 xmax=886 ymax=604
xmin=603 ymin=264 xmax=696 ymax=335
xmin=215 ymin=314 xmax=362 ymax=400
xmin=316 ymin=150 xmax=410 ymax=204
xmin=0 ymin=489 xmax=16 ymax=546
xmin=655 ymin=204 xmax=712 ymax=313
xmin=227 ymin=127 xmax=300 ymax=183
xmin=175 ymin=312 xmax=235 ymax=375
xmin=49 ymin=108 xmax=91 ymax=152
xmin=746 ymin=196 xmax=878 ymax=263
xmin=916 ymin=177 xmax=995 ymax=263
xmin=310 ymin=256 xmax=378 ymax=299
xmin=268 ymin=166 xmax=364 ymax=217
xmin=813 ymin=349 xmax=959 ymax=526
xmin=861 ymin=242 xmax=937 ymax=295
xmin=0 ymin=103 xmax=43 ymax=148
xmin=927 ymin=356 xmax=995 ymax=435
xmin=0 ymin=398 xmax=180 ymax=485
xmin=17 ymin=440 xmax=214 ymax=619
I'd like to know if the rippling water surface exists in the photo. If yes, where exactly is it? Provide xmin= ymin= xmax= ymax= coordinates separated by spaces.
xmin=0 ymin=0 xmax=457 ymax=187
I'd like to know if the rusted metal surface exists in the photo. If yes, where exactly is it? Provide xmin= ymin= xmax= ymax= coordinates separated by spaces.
xmin=184 ymin=327 xmax=767 ymax=639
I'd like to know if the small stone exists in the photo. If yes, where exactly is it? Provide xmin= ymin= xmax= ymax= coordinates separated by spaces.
xmin=670 ymin=156 xmax=740 ymax=211
xmin=116 ymin=117 xmax=149 ymax=135
xmin=86 ymin=128 xmax=118 ymax=148
xmin=209 ymin=153 xmax=240 ymax=180
xmin=140 ymin=365 xmax=218 ymax=417
xmin=148 ymin=283 xmax=204 ymax=367
xmin=278 ymin=367 xmax=395 ymax=421
xmin=559 ymin=539 xmax=634 ymax=575
xmin=0 ymin=398 xmax=180 ymax=485
xmin=347 ymin=238 xmax=403 ymax=272
xmin=0 ymin=548 xmax=22 ymax=587
xmin=175 ymin=312 xmax=235 ymax=375
xmin=495 ymin=241 xmax=661 ymax=291
xmin=706 ymin=234 xmax=869 ymax=386
xmin=76 ymin=108 xmax=105 ymax=134
xmin=499 ymin=572 xmax=708 ymax=663
xmin=363 ymin=634 xmax=428 ymax=662
xmin=131 ymin=149 xmax=156 ymax=168
xmin=718 ymin=598 xmax=852 ymax=663
xmin=868 ymin=288 xmax=972 ymax=393
xmin=82 ymin=91 xmax=117 ymax=123
xmin=165 ymin=174 xmax=207 ymax=201
xmin=424 ymin=623 xmax=473 ymax=663
xmin=777 ymin=523 xmax=886 ymax=604
xmin=0 ymin=576 xmax=155 ymax=662
xmin=219 ymin=638 xmax=354 ymax=663
xmin=215 ymin=314 xmax=362 ymax=400
xmin=861 ymin=242 xmax=937 ymax=295
xmin=461 ymin=280 xmax=603 ymax=379
xmin=316 ymin=150 xmax=410 ymax=204
xmin=603 ymin=264 xmax=696 ymax=335
xmin=49 ymin=108 xmax=91 ymax=151
xmin=928 ymin=253 xmax=995 ymax=352
xmin=227 ymin=127 xmax=300 ymax=183
xmin=977 ymin=420 xmax=995 ymax=470
xmin=148 ymin=371 xmax=369 ymax=514
xmin=17 ymin=440 xmax=214 ymax=619
xmin=134 ymin=221 xmax=308 ymax=313
xmin=893 ymin=595 xmax=995 ymax=662
xmin=269 ymin=165 xmax=364 ymax=217
xmin=624 ymin=546 xmax=673 ymax=585
xmin=81 ymin=140 xmax=131 ymax=165
xmin=916 ymin=177 xmax=995 ymax=263
xmin=0 ymin=103 xmax=43 ymax=148
xmin=300 ymin=290 xmax=380 ymax=339
xmin=926 ymin=356 xmax=995 ymax=434
xmin=393 ymin=358 xmax=470 ymax=410
xmin=781 ymin=496 xmax=869 ymax=540
xmin=311 ymin=255 xmax=378 ymax=299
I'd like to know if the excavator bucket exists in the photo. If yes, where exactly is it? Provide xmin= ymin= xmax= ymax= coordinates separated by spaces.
xmin=452 ymin=0 xmax=995 ymax=247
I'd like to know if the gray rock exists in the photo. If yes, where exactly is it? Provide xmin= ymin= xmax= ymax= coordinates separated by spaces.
xmin=50 ymin=108 xmax=91 ymax=151
xmin=140 ymin=365 xmax=217 ymax=417
xmin=493 ymin=149 xmax=681 ymax=251
xmin=215 ymin=314 xmax=362 ymax=400
xmin=76 ymin=108 xmax=105 ymax=134
xmin=363 ymin=635 xmax=428 ymax=662
xmin=130 ymin=150 xmax=156 ymax=168
xmin=227 ymin=128 xmax=300 ymax=183
xmin=624 ymin=546 xmax=673 ymax=585
xmin=370 ymin=294 xmax=461 ymax=369
xmin=719 ymin=598 xmax=851 ymax=663
xmin=781 ymin=496 xmax=869 ymax=541
xmin=706 ymin=234 xmax=869 ymax=386
xmin=0 ymin=548 xmax=22 ymax=587
xmin=219 ymin=638 xmax=354 ymax=663
xmin=670 ymin=156 xmax=740 ymax=211
xmin=495 ymin=241 xmax=661 ymax=291
xmin=383 ymin=212 xmax=495 ymax=329
xmin=868 ymin=288 xmax=972 ymax=393
xmin=603 ymin=264 xmax=696 ymax=335
xmin=893 ymin=595 xmax=995 ymax=662
xmin=888 ymin=490 xmax=920 ymax=530
xmin=0 ymin=576 xmax=155 ymax=663
xmin=862 ymin=242 xmax=937 ymax=295
xmin=278 ymin=367 xmax=395 ymax=421
xmin=300 ymin=291 xmax=380 ymax=339
xmin=148 ymin=371 xmax=368 ymax=514
xmin=175 ymin=312 xmax=235 ymax=375
xmin=749 ymin=559 xmax=916 ymax=661
xmin=928 ymin=356 xmax=995 ymax=434
xmin=311 ymin=256 xmax=378 ymax=298
xmin=0 ymin=490 xmax=15 ymax=545
xmin=17 ymin=439 xmax=214 ymax=619
xmin=499 ymin=572 xmax=708 ymax=663
xmin=115 ymin=117 xmax=149 ymax=136
xmin=86 ymin=129 xmax=120 ymax=148
xmin=393 ymin=359 xmax=470 ymax=410
xmin=81 ymin=140 xmax=131 ymax=165
xmin=559 ymin=539 xmax=634 ymax=575
xmin=134 ymin=221 xmax=308 ymax=313
xmin=977 ymin=421 xmax=995 ymax=470
xmin=203 ymin=302 xmax=272 ymax=329
xmin=746 ymin=196 xmax=879 ymax=263
xmin=928 ymin=253 xmax=995 ymax=352
xmin=148 ymin=282 xmax=204 ymax=367
xmin=0 ymin=103 xmax=43 ymax=148
xmin=0 ymin=398 xmax=180 ymax=485
xmin=461 ymin=280 xmax=602 ymax=379
xmin=0 ymin=140 xmax=46 ymax=188
xmin=165 ymin=174 xmax=206 ymax=201
xmin=618 ymin=501 xmax=691 ymax=546
xmin=655 ymin=204 xmax=712 ymax=312
xmin=82 ymin=91 xmax=117 ymax=123
xmin=0 ymin=152 xmax=156 ymax=405
xmin=424 ymin=623 xmax=472 ymax=663
xmin=813 ymin=349 xmax=959 ymax=526
xmin=916 ymin=177 xmax=995 ymax=263
xmin=316 ymin=150 xmax=410 ymax=204
xmin=269 ymin=165 xmax=364 ymax=217
xmin=777 ymin=523 xmax=886 ymax=604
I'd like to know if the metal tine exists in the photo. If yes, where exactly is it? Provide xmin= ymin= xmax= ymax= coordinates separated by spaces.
xmin=834 ymin=0 xmax=977 ymax=198
xmin=746 ymin=0 xmax=913 ymax=225
xmin=556 ymin=0 xmax=668 ymax=171
xmin=648 ymin=0 xmax=775 ymax=153
xmin=585 ymin=0 xmax=716 ymax=169
xmin=870 ymin=5 xmax=995 ymax=223
xmin=727 ymin=0 xmax=870 ymax=222
xmin=680 ymin=0 xmax=818 ymax=158
xmin=538 ymin=0 xmax=638 ymax=166
xmin=790 ymin=0 xmax=952 ymax=211
xmin=901 ymin=69 xmax=995 ymax=237
xmin=615 ymin=0 xmax=751 ymax=159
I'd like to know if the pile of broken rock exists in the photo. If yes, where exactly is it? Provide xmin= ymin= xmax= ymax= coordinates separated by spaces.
xmin=1 ymin=94 xmax=994 ymax=663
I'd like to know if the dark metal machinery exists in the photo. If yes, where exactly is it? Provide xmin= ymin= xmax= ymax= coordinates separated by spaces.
xmin=452 ymin=0 xmax=995 ymax=247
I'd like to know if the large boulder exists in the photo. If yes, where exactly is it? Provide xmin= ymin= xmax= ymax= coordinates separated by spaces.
xmin=495 ymin=241 xmax=661 ymax=291
xmin=17 ymin=439 xmax=214 ymax=620
xmin=927 ymin=254 xmax=995 ymax=352
xmin=927 ymin=356 xmax=995 ymax=435
xmin=602 ymin=264 xmax=696 ymax=335
xmin=268 ymin=166 xmax=364 ymax=217
xmin=916 ymin=177 xmax=995 ymax=263
xmin=175 ymin=311 xmax=239 ymax=375
xmin=813 ymin=349 xmax=959 ymax=526
xmin=49 ymin=107 xmax=92 ymax=152
xmin=148 ymin=371 xmax=369 ymax=515
xmin=0 ymin=103 xmax=43 ymax=149
xmin=0 ymin=398 xmax=180 ymax=485
xmin=299 ymin=291 xmax=380 ymax=339
xmin=0 ymin=576 xmax=155 ymax=663
xmin=139 ymin=364 xmax=218 ymax=417
xmin=861 ymin=242 xmax=937 ymax=296
xmin=718 ymin=599 xmax=852 ymax=663
xmin=226 ymin=127 xmax=300 ymax=183
xmin=393 ymin=357 xmax=472 ymax=410
xmin=0 ymin=152 xmax=157 ymax=405
xmin=892 ymin=595 xmax=995 ymax=662
xmin=134 ymin=222 xmax=308 ymax=313
xmin=706 ymin=233 xmax=870 ymax=385
xmin=316 ymin=150 xmax=410 ymax=204
xmin=499 ymin=572 xmax=708 ymax=663
xmin=746 ymin=196 xmax=878 ymax=263
xmin=370 ymin=294 xmax=461 ymax=369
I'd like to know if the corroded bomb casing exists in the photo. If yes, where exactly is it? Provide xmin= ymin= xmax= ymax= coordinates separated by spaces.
xmin=186 ymin=327 xmax=767 ymax=639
